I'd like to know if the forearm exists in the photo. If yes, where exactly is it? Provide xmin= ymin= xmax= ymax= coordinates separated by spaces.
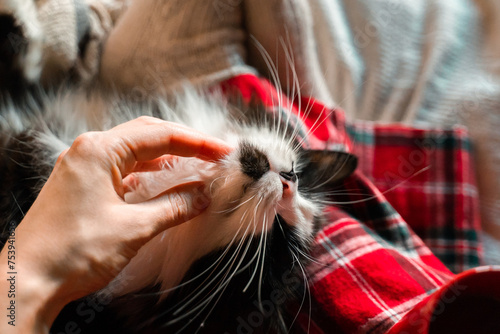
xmin=0 ymin=229 xmax=19 ymax=332
xmin=0 ymin=227 xmax=66 ymax=333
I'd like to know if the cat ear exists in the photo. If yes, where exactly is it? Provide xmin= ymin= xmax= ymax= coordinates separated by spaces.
xmin=298 ymin=150 xmax=357 ymax=191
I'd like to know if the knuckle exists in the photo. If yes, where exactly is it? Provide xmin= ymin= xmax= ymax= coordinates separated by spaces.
xmin=55 ymin=148 xmax=69 ymax=164
xmin=136 ymin=115 xmax=159 ymax=125
xmin=72 ymin=132 xmax=103 ymax=156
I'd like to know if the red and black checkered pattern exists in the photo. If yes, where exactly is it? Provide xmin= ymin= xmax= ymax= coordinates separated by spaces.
xmin=348 ymin=121 xmax=481 ymax=273
xmin=220 ymin=74 xmax=500 ymax=334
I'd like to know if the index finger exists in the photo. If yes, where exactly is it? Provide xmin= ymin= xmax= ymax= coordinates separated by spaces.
xmin=108 ymin=116 xmax=233 ymax=170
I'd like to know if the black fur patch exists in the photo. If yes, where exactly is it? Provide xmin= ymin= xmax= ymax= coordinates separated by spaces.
xmin=0 ymin=132 xmax=52 ymax=246
xmin=51 ymin=217 xmax=311 ymax=334
xmin=239 ymin=141 xmax=270 ymax=181
xmin=298 ymin=150 xmax=357 ymax=194
xmin=0 ymin=14 xmax=31 ymax=96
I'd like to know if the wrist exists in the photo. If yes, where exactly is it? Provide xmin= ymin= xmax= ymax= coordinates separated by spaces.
xmin=0 ymin=228 xmax=69 ymax=333
xmin=17 ymin=268 xmax=67 ymax=333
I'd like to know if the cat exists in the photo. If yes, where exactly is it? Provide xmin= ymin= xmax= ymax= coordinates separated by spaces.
xmin=0 ymin=86 xmax=357 ymax=333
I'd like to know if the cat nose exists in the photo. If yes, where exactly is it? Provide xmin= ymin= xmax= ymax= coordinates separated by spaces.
xmin=279 ymin=171 xmax=296 ymax=198
xmin=280 ymin=178 xmax=294 ymax=198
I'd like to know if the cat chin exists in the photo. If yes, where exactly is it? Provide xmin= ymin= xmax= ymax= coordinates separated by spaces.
xmin=105 ymin=153 xmax=318 ymax=299
xmin=106 ymin=139 xmax=320 ymax=299
xmin=278 ymin=194 xmax=320 ymax=242
xmin=106 ymin=187 xmax=318 ymax=301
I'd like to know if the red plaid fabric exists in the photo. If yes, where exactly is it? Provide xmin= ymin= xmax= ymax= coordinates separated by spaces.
xmin=348 ymin=121 xmax=482 ymax=273
xmin=220 ymin=74 xmax=500 ymax=334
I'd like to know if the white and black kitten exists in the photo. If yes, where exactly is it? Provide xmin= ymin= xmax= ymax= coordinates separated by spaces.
xmin=0 ymin=88 xmax=356 ymax=333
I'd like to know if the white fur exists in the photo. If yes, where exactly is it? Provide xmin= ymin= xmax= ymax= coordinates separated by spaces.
xmin=0 ymin=88 xmax=320 ymax=299
xmin=106 ymin=96 xmax=320 ymax=296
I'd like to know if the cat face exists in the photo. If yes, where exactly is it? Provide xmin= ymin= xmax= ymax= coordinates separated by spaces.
xmin=206 ymin=135 xmax=317 ymax=246
xmin=103 ymin=99 xmax=357 ymax=333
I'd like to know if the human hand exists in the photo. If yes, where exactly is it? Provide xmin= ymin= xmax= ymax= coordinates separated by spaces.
xmin=0 ymin=116 xmax=231 ymax=333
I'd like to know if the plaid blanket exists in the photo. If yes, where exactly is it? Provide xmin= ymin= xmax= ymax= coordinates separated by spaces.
xmin=221 ymin=74 xmax=500 ymax=334
xmin=347 ymin=120 xmax=482 ymax=274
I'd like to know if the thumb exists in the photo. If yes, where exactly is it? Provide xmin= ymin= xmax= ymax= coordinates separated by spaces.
xmin=131 ymin=182 xmax=211 ymax=240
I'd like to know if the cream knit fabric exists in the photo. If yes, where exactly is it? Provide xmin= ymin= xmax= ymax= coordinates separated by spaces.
xmin=99 ymin=0 xmax=255 ymax=96
xmin=0 ymin=0 xmax=122 ymax=85
xmin=37 ymin=0 xmax=86 ymax=83
xmin=36 ymin=0 xmax=120 ymax=84
xmin=306 ymin=0 xmax=500 ymax=246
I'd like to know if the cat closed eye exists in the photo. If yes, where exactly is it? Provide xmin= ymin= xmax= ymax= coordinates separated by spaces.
xmin=279 ymin=169 xmax=297 ymax=182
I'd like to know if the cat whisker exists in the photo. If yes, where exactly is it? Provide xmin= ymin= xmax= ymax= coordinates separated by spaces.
xmin=140 ymin=205 xmax=255 ymax=312
xmin=315 ymin=187 xmax=365 ymax=194
xmin=209 ymin=171 xmax=235 ymax=195
xmin=242 ymin=197 xmax=266 ymax=293
xmin=10 ymin=193 xmax=26 ymax=217
xmin=311 ymin=191 xmax=371 ymax=198
xmin=277 ymin=35 xmax=315 ymax=152
xmin=187 ymin=208 xmax=265 ymax=332
xmin=166 ymin=195 xmax=266 ymax=329
xmin=319 ymin=166 xmax=431 ymax=205
xmin=250 ymin=36 xmax=284 ymax=111
xmin=274 ymin=212 xmax=314 ymax=334
xmin=289 ymin=98 xmax=315 ymax=151
xmin=295 ymin=106 xmax=327 ymax=149
xmin=289 ymin=244 xmax=325 ymax=266
xmin=277 ymin=54 xmax=294 ymax=152
xmin=214 ymin=194 xmax=256 ymax=214
xmin=234 ymin=200 xmax=268 ymax=278
xmin=234 ymin=231 xmax=262 ymax=277
xmin=279 ymin=33 xmax=299 ymax=102
xmin=163 ymin=237 xmax=251 ymax=327
xmin=194 ymin=230 xmax=259 ymax=333
xmin=169 ymin=209 xmax=255 ymax=314
xmin=250 ymin=36 xmax=299 ymax=157
xmin=295 ymin=75 xmax=370 ymax=152
xmin=256 ymin=210 xmax=269 ymax=310
xmin=288 ymin=250 xmax=312 ymax=334
xmin=306 ymin=155 xmax=357 ymax=192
